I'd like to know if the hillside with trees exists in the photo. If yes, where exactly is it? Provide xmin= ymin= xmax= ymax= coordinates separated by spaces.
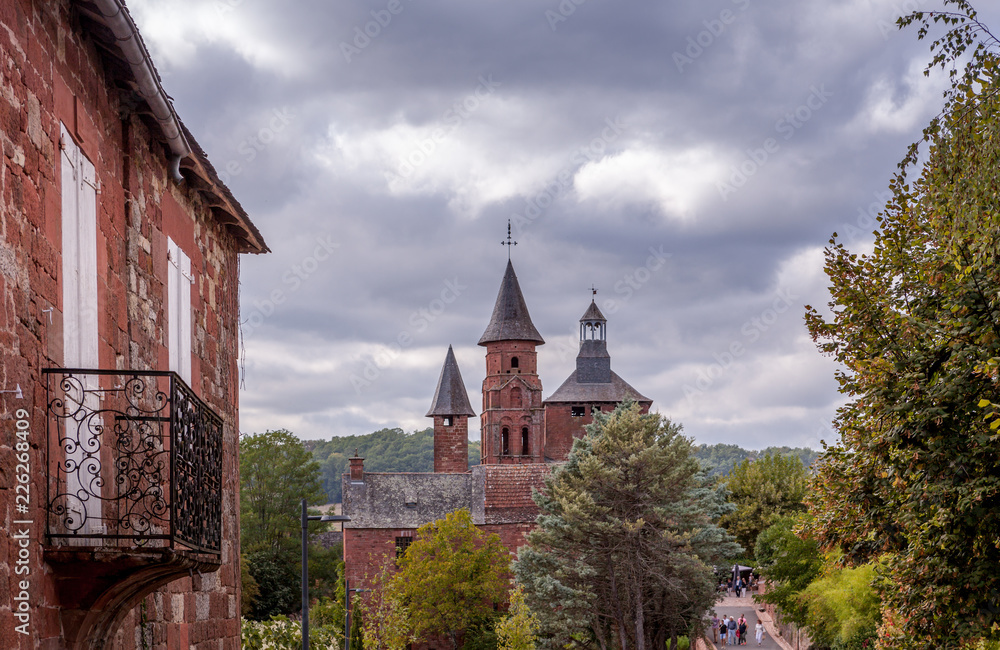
xmin=306 ymin=428 xmax=482 ymax=504
xmin=307 ymin=434 xmax=815 ymax=504
xmin=692 ymin=443 xmax=819 ymax=477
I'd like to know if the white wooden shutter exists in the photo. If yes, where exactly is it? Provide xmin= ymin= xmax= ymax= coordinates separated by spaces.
xmin=60 ymin=122 xmax=98 ymax=369
xmin=167 ymin=237 xmax=192 ymax=384
xmin=59 ymin=123 xmax=103 ymax=538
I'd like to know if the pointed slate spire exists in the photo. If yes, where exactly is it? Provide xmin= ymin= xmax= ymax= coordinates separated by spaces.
xmin=426 ymin=346 xmax=476 ymax=417
xmin=581 ymin=299 xmax=606 ymax=322
xmin=478 ymin=260 xmax=545 ymax=346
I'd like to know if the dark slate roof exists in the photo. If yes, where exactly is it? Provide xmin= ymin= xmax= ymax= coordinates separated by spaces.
xmin=426 ymin=345 xmax=476 ymax=417
xmin=341 ymin=472 xmax=482 ymax=528
xmin=581 ymin=300 xmax=606 ymax=322
xmin=478 ymin=260 xmax=545 ymax=346
xmin=544 ymin=369 xmax=652 ymax=404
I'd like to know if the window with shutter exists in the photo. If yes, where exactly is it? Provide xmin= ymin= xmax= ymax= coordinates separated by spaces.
xmin=167 ymin=238 xmax=193 ymax=384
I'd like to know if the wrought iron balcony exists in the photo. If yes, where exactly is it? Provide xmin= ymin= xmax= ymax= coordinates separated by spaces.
xmin=44 ymin=369 xmax=223 ymax=555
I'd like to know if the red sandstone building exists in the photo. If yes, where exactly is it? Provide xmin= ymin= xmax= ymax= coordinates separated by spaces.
xmin=342 ymin=260 xmax=651 ymax=587
xmin=0 ymin=1 xmax=266 ymax=648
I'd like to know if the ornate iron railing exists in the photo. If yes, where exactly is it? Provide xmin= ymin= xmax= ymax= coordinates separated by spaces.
xmin=44 ymin=369 xmax=223 ymax=555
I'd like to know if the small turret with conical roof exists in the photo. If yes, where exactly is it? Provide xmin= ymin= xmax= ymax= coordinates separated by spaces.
xmin=577 ymin=299 xmax=611 ymax=383
xmin=427 ymin=345 xmax=475 ymax=473
xmin=542 ymin=294 xmax=652 ymax=461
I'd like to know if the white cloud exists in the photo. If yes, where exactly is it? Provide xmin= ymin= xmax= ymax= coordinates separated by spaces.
xmin=573 ymin=146 xmax=723 ymax=220
xmin=846 ymin=58 xmax=948 ymax=136
xmin=129 ymin=0 xmax=296 ymax=74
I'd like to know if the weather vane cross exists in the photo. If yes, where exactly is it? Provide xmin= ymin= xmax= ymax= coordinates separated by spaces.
xmin=591 ymin=285 xmax=597 ymax=298
xmin=501 ymin=219 xmax=517 ymax=260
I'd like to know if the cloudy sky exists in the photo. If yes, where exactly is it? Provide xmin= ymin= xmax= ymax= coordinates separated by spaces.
xmin=129 ymin=0 xmax=999 ymax=450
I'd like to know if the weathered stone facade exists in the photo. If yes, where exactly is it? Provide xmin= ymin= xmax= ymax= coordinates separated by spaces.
xmin=0 ymin=1 xmax=265 ymax=648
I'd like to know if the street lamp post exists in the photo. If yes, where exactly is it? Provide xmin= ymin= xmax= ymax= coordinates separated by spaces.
xmin=302 ymin=498 xmax=350 ymax=650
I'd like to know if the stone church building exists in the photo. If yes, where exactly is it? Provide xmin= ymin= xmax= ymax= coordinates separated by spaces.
xmin=342 ymin=260 xmax=651 ymax=587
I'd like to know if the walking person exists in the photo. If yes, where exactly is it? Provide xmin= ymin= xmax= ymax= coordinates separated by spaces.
xmin=738 ymin=616 xmax=747 ymax=645
xmin=719 ymin=617 xmax=729 ymax=646
xmin=755 ymin=621 xmax=765 ymax=646
xmin=712 ymin=613 xmax=720 ymax=645
xmin=728 ymin=616 xmax=737 ymax=646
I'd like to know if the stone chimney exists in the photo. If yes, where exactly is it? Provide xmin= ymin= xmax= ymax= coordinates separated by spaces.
xmin=349 ymin=453 xmax=364 ymax=481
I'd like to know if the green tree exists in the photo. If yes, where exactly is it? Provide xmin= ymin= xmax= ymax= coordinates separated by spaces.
xmin=798 ymin=561 xmax=880 ymax=650
xmin=394 ymin=508 xmax=510 ymax=649
xmin=753 ymin=515 xmax=822 ymax=628
xmin=804 ymin=3 xmax=1000 ymax=646
xmin=244 ymin=549 xmax=300 ymax=620
xmin=514 ymin=401 xmax=740 ymax=650
xmin=240 ymin=429 xmax=334 ymax=619
xmin=359 ymin=558 xmax=414 ymax=650
xmin=495 ymin=586 xmax=539 ymax=650
xmin=241 ymin=429 xmax=327 ymax=554
xmin=240 ymin=553 xmax=261 ymax=616
xmin=719 ymin=454 xmax=809 ymax=556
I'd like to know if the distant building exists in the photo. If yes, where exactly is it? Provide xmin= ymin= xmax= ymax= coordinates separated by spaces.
xmin=342 ymin=260 xmax=650 ymax=589
xmin=0 ymin=1 xmax=266 ymax=648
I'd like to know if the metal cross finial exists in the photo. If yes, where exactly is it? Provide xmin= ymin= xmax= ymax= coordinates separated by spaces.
xmin=501 ymin=219 xmax=517 ymax=259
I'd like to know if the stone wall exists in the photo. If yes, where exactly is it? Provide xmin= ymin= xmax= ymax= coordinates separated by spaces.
xmin=0 ymin=1 xmax=245 ymax=647
xmin=432 ymin=414 xmax=469 ymax=473
xmin=481 ymin=340 xmax=544 ymax=464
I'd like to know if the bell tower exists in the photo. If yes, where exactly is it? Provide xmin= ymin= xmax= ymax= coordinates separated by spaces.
xmin=479 ymin=260 xmax=545 ymax=464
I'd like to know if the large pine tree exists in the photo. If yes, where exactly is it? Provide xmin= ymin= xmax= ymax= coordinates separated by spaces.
xmin=513 ymin=402 xmax=739 ymax=650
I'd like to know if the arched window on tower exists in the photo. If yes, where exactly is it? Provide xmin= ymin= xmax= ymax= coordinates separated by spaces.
xmin=521 ymin=427 xmax=530 ymax=456
xmin=501 ymin=427 xmax=510 ymax=455
xmin=511 ymin=386 xmax=522 ymax=408
xmin=511 ymin=356 xmax=519 ymax=369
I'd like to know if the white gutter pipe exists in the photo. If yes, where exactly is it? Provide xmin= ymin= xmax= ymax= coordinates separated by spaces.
xmin=88 ymin=0 xmax=190 ymax=182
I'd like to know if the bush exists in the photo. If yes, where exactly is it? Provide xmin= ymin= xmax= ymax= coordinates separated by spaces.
xmin=241 ymin=600 xmax=346 ymax=650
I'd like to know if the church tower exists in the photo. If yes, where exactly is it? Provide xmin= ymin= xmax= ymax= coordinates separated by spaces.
xmin=543 ymin=298 xmax=652 ymax=461
xmin=478 ymin=260 xmax=545 ymax=464
xmin=427 ymin=345 xmax=476 ymax=472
